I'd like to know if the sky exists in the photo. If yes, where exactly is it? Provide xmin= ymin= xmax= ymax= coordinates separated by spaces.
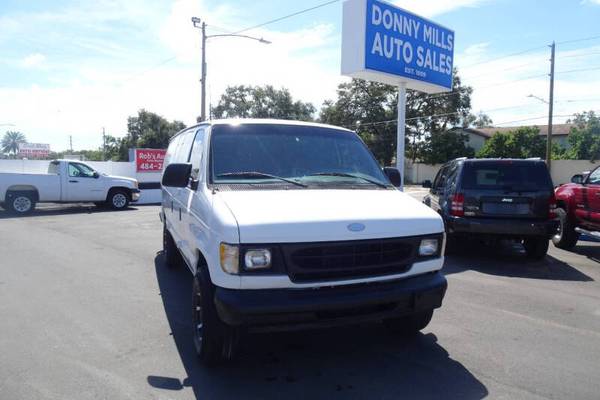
xmin=1 ymin=0 xmax=600 ymax=151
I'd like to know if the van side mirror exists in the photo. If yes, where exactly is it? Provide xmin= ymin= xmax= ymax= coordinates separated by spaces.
xmin=571 ymin=174 xmax=584 ymax=184
xmin=383 ymin=167 xmax=402 ymax=187
xmin=162 ymin=163 xmax=192 ymax=187
xmin=422 ymin=180 xmax=432 ymax=188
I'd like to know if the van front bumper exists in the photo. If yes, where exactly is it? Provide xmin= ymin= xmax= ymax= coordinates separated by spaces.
xmin=213 ymin=272 xmax=447 ymax=332
xmin=447 ymin=216 xmax=558 ymax=237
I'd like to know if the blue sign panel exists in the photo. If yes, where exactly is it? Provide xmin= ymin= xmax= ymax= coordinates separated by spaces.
xmin=364 ymin=0 xmax=454 ymax=90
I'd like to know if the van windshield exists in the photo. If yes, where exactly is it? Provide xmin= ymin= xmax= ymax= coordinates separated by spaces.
xmin=461 ymin=162 xmax=553 ymax=191
xmin=210 ymin=124 xmax=390 ymax=188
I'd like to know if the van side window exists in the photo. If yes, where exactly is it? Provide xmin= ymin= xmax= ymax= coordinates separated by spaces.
xmin=189 ymin=127 xmax=206 ymax=180
xmin=165 ymin=134 xmax=182 ymax=167
xmin=174 ymin=130 xmax=196 ymax=164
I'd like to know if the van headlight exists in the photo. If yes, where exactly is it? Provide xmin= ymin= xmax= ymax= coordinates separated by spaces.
xmin=418 ymin=238 xmax=440 ymax=257
xmin=244 ymin=249 xmax=272 ymax=270
xmin=219 ymin=243 xmax=239 ymax=274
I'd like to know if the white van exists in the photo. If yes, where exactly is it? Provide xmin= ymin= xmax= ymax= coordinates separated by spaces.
xmin=160 ymin=119 xmax=447 ymax=364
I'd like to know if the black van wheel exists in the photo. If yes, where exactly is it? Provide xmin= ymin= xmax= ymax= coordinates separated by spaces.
xmin=523 ymin=237 xmax=549 ymax=260
xmin=383 ymin=309 xmax=434 ymax=335
xmin=163 ymin=225 xmax=182 ymax=269
xmin=192 ymin=269 xmax=237 ymax=366
xmin=552 ymin=208 xmax=579 ymax=250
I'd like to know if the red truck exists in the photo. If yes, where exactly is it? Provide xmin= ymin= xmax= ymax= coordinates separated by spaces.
xmin=553 ymin=167 xmax=600 ymax=249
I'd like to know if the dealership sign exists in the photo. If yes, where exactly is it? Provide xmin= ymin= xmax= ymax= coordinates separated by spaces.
xmin=135 ymin=149 xmax=166 ymax=172
xmin=342 ymin=0 xmax=454 ymax=93
xmin=18 ymin=143 xmax=51 ymax=158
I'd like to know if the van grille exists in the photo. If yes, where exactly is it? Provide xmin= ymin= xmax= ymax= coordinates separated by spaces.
xmin=281 ymin=237 xmax=422 ymax=283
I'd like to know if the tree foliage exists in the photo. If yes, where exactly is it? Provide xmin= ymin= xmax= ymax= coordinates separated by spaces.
xmin=420 ymin=129 xmax=475 ymax=164
xmin=320 ymin=69 xmax=474 ymax=165
xmin=562 ymin=111 xmax=600 ymax=161
xmin=463 ymin=111 xmax=493 ymax=128
xmin=1 ymin=131 xmax=27 ymax=156
xmin=476 ymin=127 xmax=546 ymax=158
xmin=212 ymin=85 xmax=316 ymax=121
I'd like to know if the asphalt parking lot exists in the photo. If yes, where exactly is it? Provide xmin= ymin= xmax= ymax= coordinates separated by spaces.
xmin=1 ymin=201 xmax=599 ymax=400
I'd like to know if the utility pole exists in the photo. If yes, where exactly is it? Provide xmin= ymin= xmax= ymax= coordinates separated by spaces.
xmin=69 ymin=135 xmax=73 ymax=153
xmin=546 ymin=41 xmax=555 ymax=172
xmin=102 ymin=127 xmax=106 ymax=161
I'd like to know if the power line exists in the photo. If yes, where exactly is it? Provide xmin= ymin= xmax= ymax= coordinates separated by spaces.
xmin=556 ymin=34 xmax=600 ymax=46
xmin=233 ymin=0 xmax=340 ymax=34
xmin=556 ymin=65 xmax=600 ymax=75
xmin=460 ymin=45 xmax=547 ymax=70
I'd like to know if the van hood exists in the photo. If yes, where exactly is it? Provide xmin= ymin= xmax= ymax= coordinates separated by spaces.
xmin=217 ymin=189 xmax=444 ymax=243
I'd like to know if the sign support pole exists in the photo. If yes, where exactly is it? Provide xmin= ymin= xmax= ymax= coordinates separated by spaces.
xmin=397 ymin=82 xmax=406 ymax=191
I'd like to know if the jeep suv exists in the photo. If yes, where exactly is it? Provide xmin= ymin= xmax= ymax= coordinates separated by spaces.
xmin=423 ymin=158 xmax=558 ymax=259
xmin=160 ymin=119 xmax=447 ymax=364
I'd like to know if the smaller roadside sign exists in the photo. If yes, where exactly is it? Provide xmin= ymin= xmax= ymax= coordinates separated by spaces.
xmin=135 ymin=149 xmax=166 ymax=173
xmin=18 ymin=143 xmax=51 ymax=158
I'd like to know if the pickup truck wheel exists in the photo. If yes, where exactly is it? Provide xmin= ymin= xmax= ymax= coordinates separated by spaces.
xmin=163 ymin=225 xmax=182 ymax=268
xmin=108 ymin=190 xmax=129 ymax=210
xmin=523 ymin=237 xmax=549 ymax=260
xmin=6 ymin=191 xmax=36 ymax=214
xmin=383 ymin=309 xmax=434 ymax=335
xmin=552 ymin=208 xmax=579 ymax=250
xmin=192 ymin=270 xmax=236 ymax=366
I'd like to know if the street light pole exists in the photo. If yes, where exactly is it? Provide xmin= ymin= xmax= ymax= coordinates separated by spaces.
xmin=200 ymin=21 xmax=207 ymax=122
xmin=192 ymin=18 xmax=271 ymax=122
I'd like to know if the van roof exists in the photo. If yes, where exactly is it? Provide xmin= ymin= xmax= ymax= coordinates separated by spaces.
xmin=186 ymin=118 xmax=355 ymax=134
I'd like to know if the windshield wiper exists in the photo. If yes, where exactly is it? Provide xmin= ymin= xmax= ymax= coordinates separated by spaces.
xmin=305 ymin=172 xmax=389 ymax=188
xmin=216 ymin=171 xmax=307 ymax=187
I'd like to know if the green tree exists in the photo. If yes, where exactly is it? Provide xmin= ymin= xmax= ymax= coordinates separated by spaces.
xmin=420 ymin=129 xmax=475 ymax=164
xmin=118 ymin=110 xmax=185 ymax=160
xmin=463 ymin=111 xmax=493 ymax=128
xmin=320 ymin=69 xmax=473 ymax=165
xmin=563 ymin=111 xmax=600 ymax=161
xmin=1 ymin=131 xmax=27 ymax=157
xmin=212 ymin=85 xmax=315 ymax=121
xmin=477 ymin=127 xmax=546 ymax=158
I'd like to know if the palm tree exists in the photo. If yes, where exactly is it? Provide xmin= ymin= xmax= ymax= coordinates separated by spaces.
xmin=1 ymin=131 xmax=27 ymax=157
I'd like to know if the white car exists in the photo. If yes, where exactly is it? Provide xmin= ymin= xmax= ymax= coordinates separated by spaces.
xmin=160 ymin=119 xmax=446 ymax=364
xmin=0 ymin=159 xmax=140 ymax=214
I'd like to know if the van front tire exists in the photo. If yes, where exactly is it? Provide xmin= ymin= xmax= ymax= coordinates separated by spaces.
xmin=192 ymin=269 xmax=237 ymax=366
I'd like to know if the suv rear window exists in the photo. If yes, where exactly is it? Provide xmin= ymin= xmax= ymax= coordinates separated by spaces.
xmin=461 ymin=162 xmax=552 ymax=191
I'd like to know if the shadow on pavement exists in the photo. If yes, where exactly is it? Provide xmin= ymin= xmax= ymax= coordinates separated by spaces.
xmin=444 ymin=240 xmax=593 ymax=281
xmin=0 ymin=204 xmax=138 ymax=219
xmin=151 ymin=254 xmax=488 ymax=400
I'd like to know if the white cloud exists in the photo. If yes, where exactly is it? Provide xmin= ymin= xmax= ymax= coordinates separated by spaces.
xmin=21 ymin=53 xmax=46 ymax=68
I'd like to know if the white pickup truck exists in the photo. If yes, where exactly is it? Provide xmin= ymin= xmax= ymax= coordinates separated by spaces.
xmin=0 ymin=159 xmax=140 ymax=214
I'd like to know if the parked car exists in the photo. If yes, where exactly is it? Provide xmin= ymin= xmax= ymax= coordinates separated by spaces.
xmin=0 ymin=159 xmax=140 ymax=214
xmin=423 ymin=158 xmax=558 ymax=259
xmin=160 ymin=119 xmax=447 ymax=365
xmin=553 ymin=166 xmax=600 ymax=249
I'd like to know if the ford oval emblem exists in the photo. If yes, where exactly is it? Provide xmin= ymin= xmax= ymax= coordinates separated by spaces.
xmin=347 ymin=223 xmax=365 ymax=232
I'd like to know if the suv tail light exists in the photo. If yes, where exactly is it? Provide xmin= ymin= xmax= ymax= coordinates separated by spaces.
xmin=450 ymin=193 xmax=465 ymax=217
xmin=549 ymin=193 xmax=557 ymax=219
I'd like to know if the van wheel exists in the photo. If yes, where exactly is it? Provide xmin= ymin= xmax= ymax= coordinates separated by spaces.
xmin=108 ymin=190 xmax=129 ymax=210
xmin=523 ymin=237 xmax=549 ymax=260
xmin=383 ymin=310 xmax=434 ymax=335
xmin=163 ymin=225 xmax=182 ymax=268
xmin=6 ymin=191 xmax=36 ymax=215
xmin=192 ymin=269 xmax=238 ymax=366
xmin=552 ymin=208 xmax=579 ymax=250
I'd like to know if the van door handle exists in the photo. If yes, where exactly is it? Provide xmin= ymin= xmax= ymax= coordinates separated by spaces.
xmin=69 ymin=180 xmax=79 ymax=183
